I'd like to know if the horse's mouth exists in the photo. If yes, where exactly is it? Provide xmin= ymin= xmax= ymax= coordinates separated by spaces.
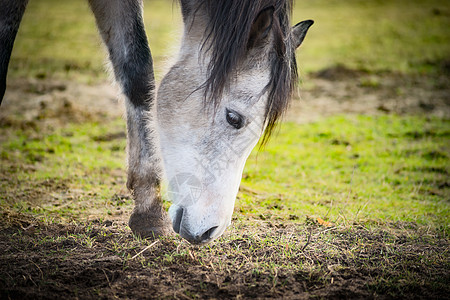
xmin=169 ymin=204 xmax=223 ymax=244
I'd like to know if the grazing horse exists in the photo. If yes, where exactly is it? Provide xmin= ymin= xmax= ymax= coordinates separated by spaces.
xmin=0 ymin=0 xmax=313 ymax=244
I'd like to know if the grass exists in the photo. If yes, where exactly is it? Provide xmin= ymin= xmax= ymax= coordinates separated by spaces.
xmin=1 ymin=115 xmax=448 ymax=234
xmin=9 ymin=0 xmax=182 ymax=82
xmin=1 ymin=0 xmax=449 ymax=298
xmin=241 ymin=115 xmax=449 ymax=230
xmin=294 ymin=0 xmax=450 ymax=74
xmin=8 ymin=0 xmax=450 ymax=82
xmin=0 ymin=117 xmax=130 ymax=221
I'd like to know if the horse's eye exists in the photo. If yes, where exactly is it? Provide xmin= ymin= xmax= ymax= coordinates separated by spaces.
xmin=226 ymin=109 xmax=244 ymax=129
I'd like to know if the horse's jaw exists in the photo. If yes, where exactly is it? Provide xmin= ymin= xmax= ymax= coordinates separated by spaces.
xmin=158 ymin=130 xmax=256 ymax=244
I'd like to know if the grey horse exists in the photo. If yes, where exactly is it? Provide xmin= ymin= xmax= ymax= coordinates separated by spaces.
xmin=0 ymin=0 xmax=313 ymax=244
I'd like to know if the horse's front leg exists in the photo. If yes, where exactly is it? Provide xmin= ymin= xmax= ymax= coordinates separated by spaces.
xmin=0 ymin=0 xmax=29 ymax=103
xmin=88 ymin=0 xmax=171 ymax=237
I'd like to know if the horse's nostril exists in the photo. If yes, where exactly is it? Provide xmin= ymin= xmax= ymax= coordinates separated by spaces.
xmin=177 ymin=222 xmax=220 ymax=244
xmin=179 ymin=225 xmax=219 ymax=244
xmin=200 ymin=226 xmax=218 ymax=242
xmin=172 ymin=207 xmax=183 ymax=233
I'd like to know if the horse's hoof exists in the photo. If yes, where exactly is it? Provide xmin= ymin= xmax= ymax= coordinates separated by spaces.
xmin=128 ymin=209 xmax=173 ymax=239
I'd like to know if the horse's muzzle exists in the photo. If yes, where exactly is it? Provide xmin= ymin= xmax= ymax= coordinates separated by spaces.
xmin=170 ymin=205 xmax=219 ymax=244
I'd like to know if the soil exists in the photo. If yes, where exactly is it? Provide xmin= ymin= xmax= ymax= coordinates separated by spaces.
xmin=0 ymin=212 xmax=448 ymax=299
xmin=0 ymin=78 xmax=122 ymax=130
xmin=1 ymin=65 xmax=449 ymax=127
xmin=1 ymin=67 xmax=449 ymax=299
xmin=288 ymin=65 xmax=450 ymax=123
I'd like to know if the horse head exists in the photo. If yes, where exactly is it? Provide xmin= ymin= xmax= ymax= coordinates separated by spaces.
xmin=156 ymin=1 xmax=313 ymax=244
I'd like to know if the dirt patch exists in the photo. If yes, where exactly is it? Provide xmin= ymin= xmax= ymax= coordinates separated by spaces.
xmin=287 ymin=66 xmax=450 ymax=123
xmin=1 ymin=68 xmax=449 ymax=130
xmin=0 ymin=213 xmax=450 ymax=299
xmin=0 ymin=78 xmax=123 ymax=134
xmin=0 ymin=212 xmax=448 ymax=299
xmin=0 ymin=173 xmax=70 ymax=208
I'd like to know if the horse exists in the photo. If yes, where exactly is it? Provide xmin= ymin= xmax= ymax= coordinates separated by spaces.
xmin=0 ymin=0 xmax=313 ymax=244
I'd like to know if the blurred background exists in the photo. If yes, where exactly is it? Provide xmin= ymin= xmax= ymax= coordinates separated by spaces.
xmin=6 ymin=0 xmax=450 ymax=80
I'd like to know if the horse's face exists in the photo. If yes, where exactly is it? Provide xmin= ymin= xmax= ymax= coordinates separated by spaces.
xmin=156 ymin=6 xmax=312 ymax=244
xmin=157 ymin=55 xmax=269 ymax=244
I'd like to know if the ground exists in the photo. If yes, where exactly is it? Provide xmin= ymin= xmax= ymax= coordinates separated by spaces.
xmin=1 ymin=68 xmax=449 ymax=299
xmin=1 ymin=0 xmax=449 ymax=298
xmin=0 ymin=212 xmax=448 ymax=299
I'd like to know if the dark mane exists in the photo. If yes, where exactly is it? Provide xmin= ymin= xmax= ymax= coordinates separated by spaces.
xmin=194 ymin=0 xmax=297 ymax=143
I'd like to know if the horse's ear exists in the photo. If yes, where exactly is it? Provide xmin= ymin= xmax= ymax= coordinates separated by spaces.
xmin=292 ymin=20 xmax=314 ymax=49
xmin=247 ymin=6 xmax=275 ymax=50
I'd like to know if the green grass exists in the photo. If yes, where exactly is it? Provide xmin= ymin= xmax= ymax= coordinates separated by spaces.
xmin=10 ymin=0 xmax=182 ymax=81
xmin=240 ymin=115 xmax=449 ymax=230
xmin=294 ymin=0 xmax=450 ymax=74
xmin=0 ymin=118 xmax=130 ymax=220
xmin=1 ymin=115 xmax=448 ymax=233
xmin=8 ymin=0 xmax=450 ymax=82
xmin=3 ymin=0 xmax=448 ymax=236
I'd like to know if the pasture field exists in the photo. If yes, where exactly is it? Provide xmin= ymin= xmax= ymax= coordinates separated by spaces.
xmin=8 ymin=0 xmax=450 ymax=79
xmin=1 ymin=0 xmax=449 ymax=298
